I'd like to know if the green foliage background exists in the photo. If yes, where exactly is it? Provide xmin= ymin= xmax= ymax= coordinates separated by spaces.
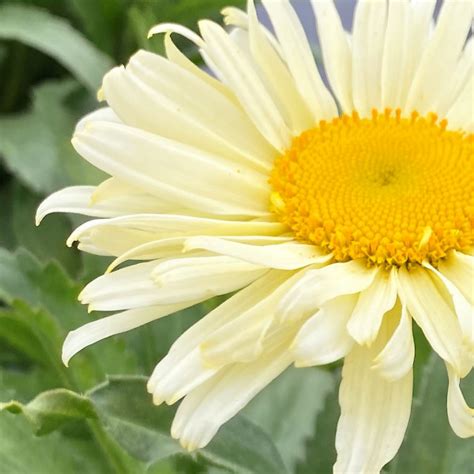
xmin=0 ymin=1 xmax=472 ymax=473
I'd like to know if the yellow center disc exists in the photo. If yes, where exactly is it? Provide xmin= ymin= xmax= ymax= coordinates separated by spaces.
xmin=270 ymin=110 xmax=474 ymax=267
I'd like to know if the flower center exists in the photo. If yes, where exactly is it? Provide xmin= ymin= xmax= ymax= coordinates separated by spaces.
xmin=270 ymin=110 xmax=474 ymax=267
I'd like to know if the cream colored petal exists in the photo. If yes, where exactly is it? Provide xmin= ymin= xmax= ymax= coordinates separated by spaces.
xmin=351 ymin=0 xmax=387 ymax=117
xmin=184 ymin=236 xmax=330 ymax=270
xmin=435 ymin=39 xmax=473 ymax=118
xmin=334 ymin=333 xmax=413 ymax=473
xmin=438 ymin=251 xmax=474 ymax=305
xmin=278 ymin=260 xmax=378 ymax=322
xmin=102 ymin=50 xmax=273 ymax=172
xmin=399 ymin=5 xmax=431 ymax=103
xmin=107 ymin=236 xmax=291 ymax=272
xmin=246 ymin=0 xmax=313 ymax=134
xmin=171 ymin=343 xmax=293 ymax=451
xmin=347 ymin=267 xmax=397 ymax=346
xmin=372 ymin=302 xmax=415 ymax=381
xmin=262 ymin=0 xmax=337 ymax=122
xmin=199 ymin=270 xmax=311 ymax=367
xmin=149 ymin=347 xmax=220 ymax=406
xmin=446 ymin=72 xmax=474 ymax=133
xmin=406 ymin=0 xmax=473 ymax=114
xmin=36 ymin=186 xmax=99 ymax=224
xmin=72 ymin=121 xmax=270 ymax=217
xmin=380 ymin=0 xmax=409 ymax=109
xmin=423 ymin=261 xmax=474 ymax=350
xmin=293 ymin=294 xmax=358 ymax=367
xmin=148 ymin=22 xmax=204 ymax=46
xmin=446 ymin=364 xmax=474 ymax=438
xmin=398 ymin=265 xmax=470 ymax=377
xmin=106 ymin=237 xmax=188 ymax=272
xmin=397 ymin=0 xmax=436 ymax=110
xmin=198 ymin=20 xmax=291 ymax=151
xmin=311 ymin=0 xmax=353 ymax=112
xmin=75 ymin=107 xmax=121 ymax=131
xmin=160 ymin=271 xmax=288 ymax=358
xmin=221 ymin=4 xmax=284 ymax=57
xmin=151 ymin=255 xmax=264 ymax=286
xmin=36 ymin=181 xmax=186 ymax=226
xmin=67 ymin=213 xmax=285 ymax=254
xmin=163 ymin=32 xmax=237 ymax=103
xmin=221 ymin=6 xmax=247 ymax=28
xmin=62 ymin=300 xmax=202 ymax=366
xmin=79 ymin=255 xmax=267 ymax=311
xmin=147 ymin=270 xmax=290 ymax=403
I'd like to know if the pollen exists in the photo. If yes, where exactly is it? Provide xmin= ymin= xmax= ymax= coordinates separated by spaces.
xmin=270 ymin=110 xmax=474 ymax=267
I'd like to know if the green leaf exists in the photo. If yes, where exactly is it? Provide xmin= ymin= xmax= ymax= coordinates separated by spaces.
xmin=242 ymin=366 xmax=336 ymax=471
xmin=0 ymin=248 xmax=137 ymax=390
xmin=10 ymin=182 xmax=78 ymax=275
xmin=0 ymin=302 xmax=64 ymax=370
xmin=391 ymin=354 xmax=474 ymax=474
xmin=89 ymin=376 xmax=288 ymax=474
xmin=0 ymin=79 xmax=105 ymax=194
xmin=0 ymin=3 xmax=112 ymax=92
xmin=0 ymin=412 xmax=111 ymax=474
xmin=1 ymin=388 xmax=96 ymax=435
xmin=89 ymin=376 xmax=181 ymax=464
xmin=198 ymin=415 xmax=288 ymax=474
xmin=69 ymin=0 xmax=129 ymax=58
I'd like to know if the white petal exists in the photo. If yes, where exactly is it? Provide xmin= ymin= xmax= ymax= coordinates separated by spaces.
xmin=75 ymin=107 xmax=121 ymax=131
xmin=198 ymin=20 xmax=291 ymax=151
xmin=347 ymin=267 xmax=397 ymax=345
xmin=446 ymin=364 xmax=474 ymax=438
xmin=80 ymin=255 xmax=267 ymax=311
xmin=423 ymin=261 xmax=474 ymax=350
xmin=163 ymin=32 xmax=238 ymax=103
xmin=397 ymin=0 xmax=436 ymax=110
xmin=262 ymin=0 xmax=338 ymax=122
xmin=171 ymin=343 xmax=293 ymax=451
xmin=380 ymin=0 xmax=410 ymax=109
xmin=184 ymin=236 xmax=330 ymax=270
xmin=398 ymin=265 xmax=470 ymax=377
xmin=334 ymin=338 xmax=413 ymax=473
xmin=67 ymin=213 xmax=285 ymax=256
xmin=278 ymin=260 xmax=378 ymax=322
xmin=106 ymin=236 xmax=291 ymax=272
xmin=438 ymin=251 xmax=474 ymax=306
xmin=150 ymin=346 xmax=220 ymax=406
xmin=435 ymin=38 xmax=473 ymax=118
xmin=351 ymin=0 xmax=387 ymax=117
xmin=102 ymin=50 xmax=273 ymax=172
xmin=151 ymin=255 xmax=264 ymax=286
xmin=62 ymin=301 xmax=201 ymax=366
xmin=446 ymin=72 xmax=474 ymax=133
xmin=36 ymin=182 xmax=183 ymax=226
xmin=246 ymin=0 xmax=313 ymax=133
xmin=72 ymin=121 xmax=270 ymax=216
xmin=311 ymin=0 xmax=353 ymax=112
xmin=406 ymin=0 xmax=473 ymax=114
xmin=372 ymin=302 xmax=415 ymax=381
xmin=199 ymin=270 xmax=310 ymax=367
xmin=293 ymin=295 xmax=358 ymax=367
xmin=36 ymin=186 xmax=99 ymax=224
xmin=221 ymin=6 xmax=247 ymax=29
xmin=222 ymin=4 xmax=284 ymax=57
xmin=147 ymin=270 xmax=290 ymax=403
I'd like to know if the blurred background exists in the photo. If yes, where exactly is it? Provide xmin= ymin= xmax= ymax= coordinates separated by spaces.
xmin=0 ymin=0 xmax=471 ymax=473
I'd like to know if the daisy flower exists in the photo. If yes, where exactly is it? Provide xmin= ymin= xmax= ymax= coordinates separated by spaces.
xmin=37 ymin=0 xmax=473 ymax=471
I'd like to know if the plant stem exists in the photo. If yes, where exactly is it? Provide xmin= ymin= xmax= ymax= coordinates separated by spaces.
xmin=87 ymin=418 xmax=134 ymax=474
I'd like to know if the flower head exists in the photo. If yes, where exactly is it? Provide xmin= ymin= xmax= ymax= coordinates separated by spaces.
xmin=37 ymin=0 xmax=473 ymax=471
